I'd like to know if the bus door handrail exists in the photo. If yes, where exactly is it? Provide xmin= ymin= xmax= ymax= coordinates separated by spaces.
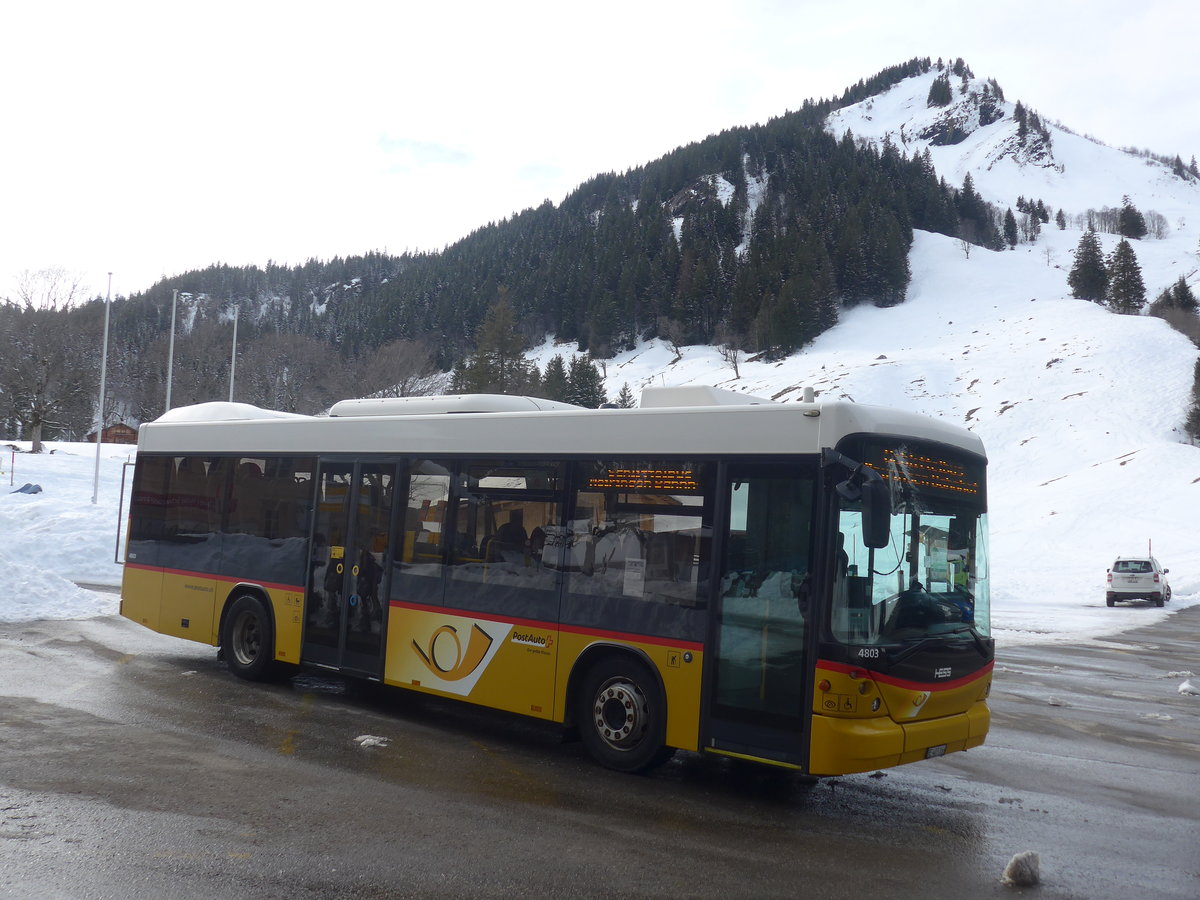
xmin=115 ymin=461 xmax=135 ymax=565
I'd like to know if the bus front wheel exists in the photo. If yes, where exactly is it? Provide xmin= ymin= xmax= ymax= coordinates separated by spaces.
xmin=222 ymin=594 xmax=276 ymax=681
xmin=577 ymin=656 xmax=674 ymax=773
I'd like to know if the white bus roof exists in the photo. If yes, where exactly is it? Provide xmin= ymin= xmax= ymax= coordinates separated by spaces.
xmin=136 ymin=390 xmax=985 ymax=461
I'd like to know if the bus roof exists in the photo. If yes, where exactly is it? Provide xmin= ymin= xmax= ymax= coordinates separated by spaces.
xmin=136 ymin=390 xmax=986 ymax=461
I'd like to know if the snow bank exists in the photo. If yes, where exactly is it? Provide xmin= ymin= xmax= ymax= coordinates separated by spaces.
xmin=0 ymin=443 xmax=130 ymax=620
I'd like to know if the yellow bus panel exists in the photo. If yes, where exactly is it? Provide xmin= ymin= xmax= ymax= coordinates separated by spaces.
xmin=158 ymin=573 xmax=219 ymax=643
xmin=809 ymin=663 xmax=991 ymax=775
xmin=267 ymin=588 xmax=305 ymax=663
xmin=808 ymin=714 xmax=907 ymax=775
xmin=384 ymin=605 xmax=558 ymax=720
xmin=121 ymin=565 xmax=164 ymax=631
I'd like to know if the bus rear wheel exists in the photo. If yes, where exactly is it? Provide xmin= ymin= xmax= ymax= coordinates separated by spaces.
xmin=222 ymin=594 xmax=276 ymax=681
xmin=577 ymin=656 xmax=674 ymax=773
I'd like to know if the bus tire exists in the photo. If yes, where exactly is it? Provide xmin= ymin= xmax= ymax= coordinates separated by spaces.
xmin=576 ymin=655 xmax=674 ymax=773
xmin=222 ymin=594 xmax=276 ymax=681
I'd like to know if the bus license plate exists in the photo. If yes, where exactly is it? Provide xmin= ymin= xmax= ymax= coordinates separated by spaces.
xmin=925 ymin=745 xmax=947 ymax=759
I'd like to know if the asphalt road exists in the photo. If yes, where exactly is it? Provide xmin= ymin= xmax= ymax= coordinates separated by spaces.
xmin=1 ymin=605 xmax=1197 ymax=899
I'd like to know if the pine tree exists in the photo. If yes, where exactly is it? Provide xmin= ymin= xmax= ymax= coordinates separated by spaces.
xmin=1186 ymin=358 xmax=1200 ymax=445
xmin=614 ymin=382 xmax=636 ymax=408
xmin=1055 ymin=209 xmax=1067 ymax=230
xmin=1106 ymin=239 xmax=1146 ymax=314
xmin=1067 ymin=229 xmax=1108 ymax=302
xmin=1118 ymin=195 xmax=1148 ymax=240
xmin=1003 ymin=208 xmax=1019 ymax=248
xmin=955 ymin=173 xmax=1002 ymax=249
xmin=926 ymin=73 xmax=952 ymax=108
xmin=450 ymin=296 xmax=540 ymax=395
xmin=1170 ymin=275 xmax=1198 ymax=312
xmin=541 ymin=354 xmax=570 ymax=402
xmin=566 ymin=355 xmax=607 ymax=408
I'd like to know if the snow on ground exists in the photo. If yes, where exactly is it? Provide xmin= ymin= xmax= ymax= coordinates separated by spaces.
xmin=0 ymin=442 xmax=133 ymax=620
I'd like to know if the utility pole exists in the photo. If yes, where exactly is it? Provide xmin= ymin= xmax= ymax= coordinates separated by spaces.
xmin=91 ymin=273 xmax=112 ymax=505
xmin=228 ymin=305 xmax=238 ymax=402
xmin=165 ymin=288 xmax=177 ymax=412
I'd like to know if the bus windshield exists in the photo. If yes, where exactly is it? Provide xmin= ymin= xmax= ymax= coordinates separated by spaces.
xmin=829 ymin=438 xmax=989 ymax=647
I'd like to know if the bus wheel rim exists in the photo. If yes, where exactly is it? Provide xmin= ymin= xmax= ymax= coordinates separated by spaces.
xmin=593 ymin=678 xmax=648 ymax=751
xmin=233 ymin=611 xmax=260 ymax=665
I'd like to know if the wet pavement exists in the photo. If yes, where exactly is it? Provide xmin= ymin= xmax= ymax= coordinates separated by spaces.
xmin=1 ymin=605 xmax=1197 ymax=898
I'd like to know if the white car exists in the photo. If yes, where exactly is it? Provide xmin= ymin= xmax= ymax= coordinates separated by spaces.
xmin=1106 ymin=557 xmax=1171 ymax=607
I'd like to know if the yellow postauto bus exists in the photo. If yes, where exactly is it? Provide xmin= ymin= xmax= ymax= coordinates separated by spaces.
xmin=121 ymin=385 xmax=992 ymax=774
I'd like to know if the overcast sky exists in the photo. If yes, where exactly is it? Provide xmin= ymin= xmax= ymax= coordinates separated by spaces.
xmin=2 ymin=0 xmax=1196 ymax=301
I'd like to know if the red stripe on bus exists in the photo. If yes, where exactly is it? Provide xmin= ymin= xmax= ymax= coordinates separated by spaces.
xmin=817 ymin=658 xmax=994 ymax=692
xmin=388 ymin=599 xmax=705 ymax=652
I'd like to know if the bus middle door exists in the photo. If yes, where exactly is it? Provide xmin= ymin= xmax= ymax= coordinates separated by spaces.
xmin=303 ymin=461 xmax=396 ymax=676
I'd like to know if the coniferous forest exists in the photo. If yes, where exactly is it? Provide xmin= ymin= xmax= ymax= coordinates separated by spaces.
xmin=143 ymin=57 xmax=946 ymax=362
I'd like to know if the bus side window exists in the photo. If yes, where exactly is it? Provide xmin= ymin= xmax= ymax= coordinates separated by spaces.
xmin=127 ymin=455 xmax=174 ymax=564
xmin=401 ymin=469 xmax=450 ymax=573
xmin=566 ymin=460 xmax=711 ymax=609
xmin=445 ymin=461 xmax=561 ymax=593
xmin=171 ymin=456 xmax=211 ymax=537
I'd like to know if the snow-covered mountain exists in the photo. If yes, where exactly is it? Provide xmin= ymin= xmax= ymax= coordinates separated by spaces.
xmin=828 ymin=66 xmax=1198 ymax=236
xmin=530 ymin=65 xmax=1200 ymax=646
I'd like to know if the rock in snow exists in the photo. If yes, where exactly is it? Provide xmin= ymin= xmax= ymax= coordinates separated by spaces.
xmin=1002 ymin=851 xmax=1041 ymax=887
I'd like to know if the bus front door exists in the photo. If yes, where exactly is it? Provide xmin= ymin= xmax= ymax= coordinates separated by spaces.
xmin=303 ymin=461 xmax=396 ymax=676
xmin=705 ymin=464 xmax=816 ymax=769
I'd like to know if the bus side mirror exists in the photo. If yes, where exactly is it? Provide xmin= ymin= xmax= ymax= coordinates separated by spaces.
xmin=861 ymin=478 xmax=892 ymax=549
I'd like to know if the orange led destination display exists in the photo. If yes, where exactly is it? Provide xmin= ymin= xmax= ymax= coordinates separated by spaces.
xmin=585 ymin=468 xmax=701 ymax=492
xmin=869 ymin=449 xmax=980 ymax=497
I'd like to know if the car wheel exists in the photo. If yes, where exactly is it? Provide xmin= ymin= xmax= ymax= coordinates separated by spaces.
xmin=1154 ymin=596 xmax=1165 ymax=608
xmin=1106 ymin=597 xmax=1115 ymax=608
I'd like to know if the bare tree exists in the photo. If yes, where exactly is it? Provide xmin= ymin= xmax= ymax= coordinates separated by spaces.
xmin=0 ymin=269 xmax=94 ymax=450
xmin=1145 ymin=211 xmax=1169 ymax=240
xmin=656 ymin=316 xmax=687 ymax=362
xmin=957 ymin=220 xmax=977 ymax=259
xmin=16 ymin=267 xmax=87 ymax=311
xmin=0 ymin=303 xmax=92 ymax=450
xmin=713 ymin=322 xmax=745 ymax=378
xmin=356 ymin=338 xmax=442 ymax=399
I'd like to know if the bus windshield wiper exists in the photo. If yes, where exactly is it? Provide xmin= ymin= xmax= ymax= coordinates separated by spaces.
xmin=887 ymin=637 xmax=935 ymax=666
xmin=887 ymin=626 xmax=987 ymax=666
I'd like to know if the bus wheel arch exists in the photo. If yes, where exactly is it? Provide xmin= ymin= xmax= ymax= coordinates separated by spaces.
xmin=571 ymin=646 xmax=674 ymax=773
xmin=220 ymin=589 xmax=277 ymax=681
